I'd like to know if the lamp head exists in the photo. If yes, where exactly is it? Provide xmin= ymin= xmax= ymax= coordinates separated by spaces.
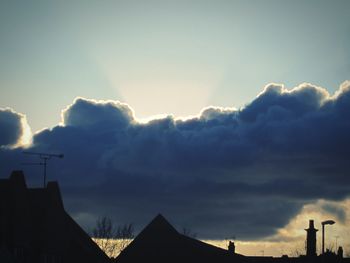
xmin=322 ymin=220 xmax=335 ymax=225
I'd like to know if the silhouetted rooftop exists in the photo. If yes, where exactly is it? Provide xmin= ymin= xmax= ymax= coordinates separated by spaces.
xmin=0 ymin=170 xmax=110 ymax=263
xmin=116 ymin=214 xmax=245 ymax=263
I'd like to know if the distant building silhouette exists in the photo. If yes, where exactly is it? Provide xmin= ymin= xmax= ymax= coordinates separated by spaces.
xmin=0 ymin=171 xmax=109 ymax=263
xmin=305 ymin=220 xmax=318 ymax=257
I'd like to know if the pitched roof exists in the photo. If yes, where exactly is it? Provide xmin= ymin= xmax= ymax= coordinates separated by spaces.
xmin=116 ymin=214 xmax=246 ymax=263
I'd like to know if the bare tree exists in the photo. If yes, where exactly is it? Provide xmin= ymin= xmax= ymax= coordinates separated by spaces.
xmin=181 ymin=227 xmax=197 ymax=239
xmin=91 ymin=216 xmax=134 ymax=258
xmin=92 ymin=217 xmax=116 ymax=257
xmin=290 ymin=241 xmax=306 ymax=257
xmin=115 ymin=223 xmax=135 ymax=253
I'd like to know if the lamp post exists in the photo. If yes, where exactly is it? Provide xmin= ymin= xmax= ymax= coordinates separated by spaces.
xmin=321 ymin=220 xmax=335 ymax=254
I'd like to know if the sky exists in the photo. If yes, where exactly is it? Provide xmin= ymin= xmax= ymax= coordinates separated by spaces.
xmin=1 ymin=0 xmax=350 ymax=257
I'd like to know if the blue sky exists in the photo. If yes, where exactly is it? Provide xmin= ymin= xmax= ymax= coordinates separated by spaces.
xmin=1 ymin=0 xmax=349 ymax=132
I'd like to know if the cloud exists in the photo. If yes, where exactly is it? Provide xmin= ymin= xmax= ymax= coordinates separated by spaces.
xmin=0 ymin=108 xmax=29 ymax=147
xmin=1 ymin=81 xmax=350 ymax=239
xmin=321 ymin=203 xmax=347 ymax=224
xmin=62 ymin=97 xmax=135 ymax=128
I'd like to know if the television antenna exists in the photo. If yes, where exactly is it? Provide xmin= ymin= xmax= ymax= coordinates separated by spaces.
xmin=22 ymin=151 xmax=64 ymax=187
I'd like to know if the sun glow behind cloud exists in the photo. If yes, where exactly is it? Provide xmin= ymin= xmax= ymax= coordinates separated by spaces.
xmin=1 ymin=0 xmax=350 ymax=133
xmin=93 ymin=51 xmax=223 ymax=121
xmin=17 ymin=115 xmax=32 ymax=147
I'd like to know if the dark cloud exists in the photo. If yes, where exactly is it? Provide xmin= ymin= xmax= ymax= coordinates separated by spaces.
xmin=0 ymin=108 xmax=26 ymax=147
xmin=321 ymin=203 xmax=347 ymax=224
xmin=1 ymin=82 xmax=350 ymax=239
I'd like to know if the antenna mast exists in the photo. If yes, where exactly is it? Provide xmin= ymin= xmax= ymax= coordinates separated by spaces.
xmin=22 ymin=151 xmax=64 ymax=187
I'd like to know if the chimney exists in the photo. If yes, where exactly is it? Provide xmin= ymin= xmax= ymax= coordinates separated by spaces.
xmin=10 ymin=170 xmax=27 ymax=189
xmin=228 ymin=241 xmax=235 ymax=254
xmin=305 ymin=220 xmax=318 ymax=257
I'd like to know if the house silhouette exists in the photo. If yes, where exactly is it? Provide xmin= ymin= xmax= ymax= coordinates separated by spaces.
xmin=0 ymin=171 xmax=109 ymax=263
xmin=116 ymin=214 xmax=246 ymax=263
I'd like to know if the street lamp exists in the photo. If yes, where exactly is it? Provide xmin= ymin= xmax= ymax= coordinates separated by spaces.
xmin=321 ymin=220 xmax=335 ymax=254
